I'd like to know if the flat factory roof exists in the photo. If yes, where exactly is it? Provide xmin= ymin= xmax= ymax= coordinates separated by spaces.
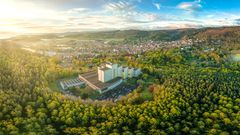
xmin=99 ymin=67 xmax=111 ymax=71
xmin=79 ymin=71 xmax=121 ymax=90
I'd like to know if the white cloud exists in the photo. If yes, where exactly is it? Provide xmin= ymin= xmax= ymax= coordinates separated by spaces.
xmin=153 ymin=3 xmax=161 ymax=10
xmin=177 ymin=0 xmax=202 ymax=12
xmin=20 ymin=0 xmax=108 ymax=9
xmin=67 ymin=8 xmax=90 ymax=14
xmin=235 ymin=19 xmax=240 ymax=25
xmin=104 ymin=1 xmax=161 ymax=23
xmin=197 ymin=11 xmax=240 ymax=26
xmin=105 ymin=1 xmax=137 ymax=17
xmin=144 ymin=13 xmax=160 ymax=21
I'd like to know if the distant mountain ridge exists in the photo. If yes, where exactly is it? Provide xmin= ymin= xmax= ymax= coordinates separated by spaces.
xmin=6 ymin=26 xmax=240 ymax=42
xmin=184 ymin=26 xmax=240 ymax=41
xmin=48 ymin=26 xmax=240 ymax=42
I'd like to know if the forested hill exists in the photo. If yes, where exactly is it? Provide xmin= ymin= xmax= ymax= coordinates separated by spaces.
xmin=183 ymin=27 xmax=240 ymax=42
xmin=8 ymin=26 xmax=240 ymax=42
xmin=123 ymin=26 xmax=240 ymax=42
xmin=1 ymin=34 xmax=240 ymax=134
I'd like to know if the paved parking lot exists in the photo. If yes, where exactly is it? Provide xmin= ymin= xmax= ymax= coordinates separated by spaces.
xmin=97 ymin=84 xmax=137 ymax=101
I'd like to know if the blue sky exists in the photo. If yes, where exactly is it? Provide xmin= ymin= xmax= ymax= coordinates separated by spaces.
xmin=0 ymin=0 xmax=240 ymax=37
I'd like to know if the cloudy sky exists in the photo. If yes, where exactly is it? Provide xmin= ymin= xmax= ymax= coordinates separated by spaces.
xmin=0 ymin=0 xmax=240 ymax=37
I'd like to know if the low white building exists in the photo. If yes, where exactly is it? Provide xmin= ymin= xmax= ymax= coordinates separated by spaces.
xmin=60 ymin=78 xmax=85 ymax=90
xmin=134 ymin=68 xmax=141 ymax=77
xmin=106 ymin=63 xmax=118 ymax=79
xmin=117 ymin=66 xmax=123 ymax=77
xmin=128 ymin=68 xmax=134 ymax=78
xmin=122 ymin=67 xmax=128 ymax=79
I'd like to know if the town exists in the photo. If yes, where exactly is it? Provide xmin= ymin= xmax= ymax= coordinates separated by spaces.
xmin=10 ymin=36 xmax=210 ymax=68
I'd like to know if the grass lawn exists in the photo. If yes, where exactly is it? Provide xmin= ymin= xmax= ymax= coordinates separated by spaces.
xmin=67 ymin=86 xmax=100 ymax=99
xmin=79 ymin=86 xmax=100 ymax=99
xmin=48 ymin=81 xmax=61 ymax=91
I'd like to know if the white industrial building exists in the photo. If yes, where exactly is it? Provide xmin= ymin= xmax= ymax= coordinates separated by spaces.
xmin=79 ymin=62 xmax=141 ymax=93
xmin=98 ymin=62 xmax=141 ymax=83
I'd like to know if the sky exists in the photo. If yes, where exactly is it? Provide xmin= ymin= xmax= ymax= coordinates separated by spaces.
xmin=0 ymin=0 xmax=240 ymax=38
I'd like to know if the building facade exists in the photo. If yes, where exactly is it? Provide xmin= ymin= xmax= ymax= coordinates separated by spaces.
xmin=98 ymin=62 xmax=141 ymax=83
xmin=98 ymin=66 xmax=112 ymax=83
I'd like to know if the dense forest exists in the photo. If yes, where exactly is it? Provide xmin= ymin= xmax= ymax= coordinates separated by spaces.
xmin=0 ymin=27 xmax=240 ymax=135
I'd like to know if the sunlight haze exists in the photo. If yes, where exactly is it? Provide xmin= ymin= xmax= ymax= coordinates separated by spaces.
xmin=0 ymin=0 xmax=240 ymax=39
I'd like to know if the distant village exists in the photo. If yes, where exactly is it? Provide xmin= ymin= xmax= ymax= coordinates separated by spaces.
xmin=19 ymin=38 xmax=207 ymax=67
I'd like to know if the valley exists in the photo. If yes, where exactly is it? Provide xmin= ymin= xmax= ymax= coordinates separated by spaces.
xmin=0 ymin=27 xmax=240 ymax=134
